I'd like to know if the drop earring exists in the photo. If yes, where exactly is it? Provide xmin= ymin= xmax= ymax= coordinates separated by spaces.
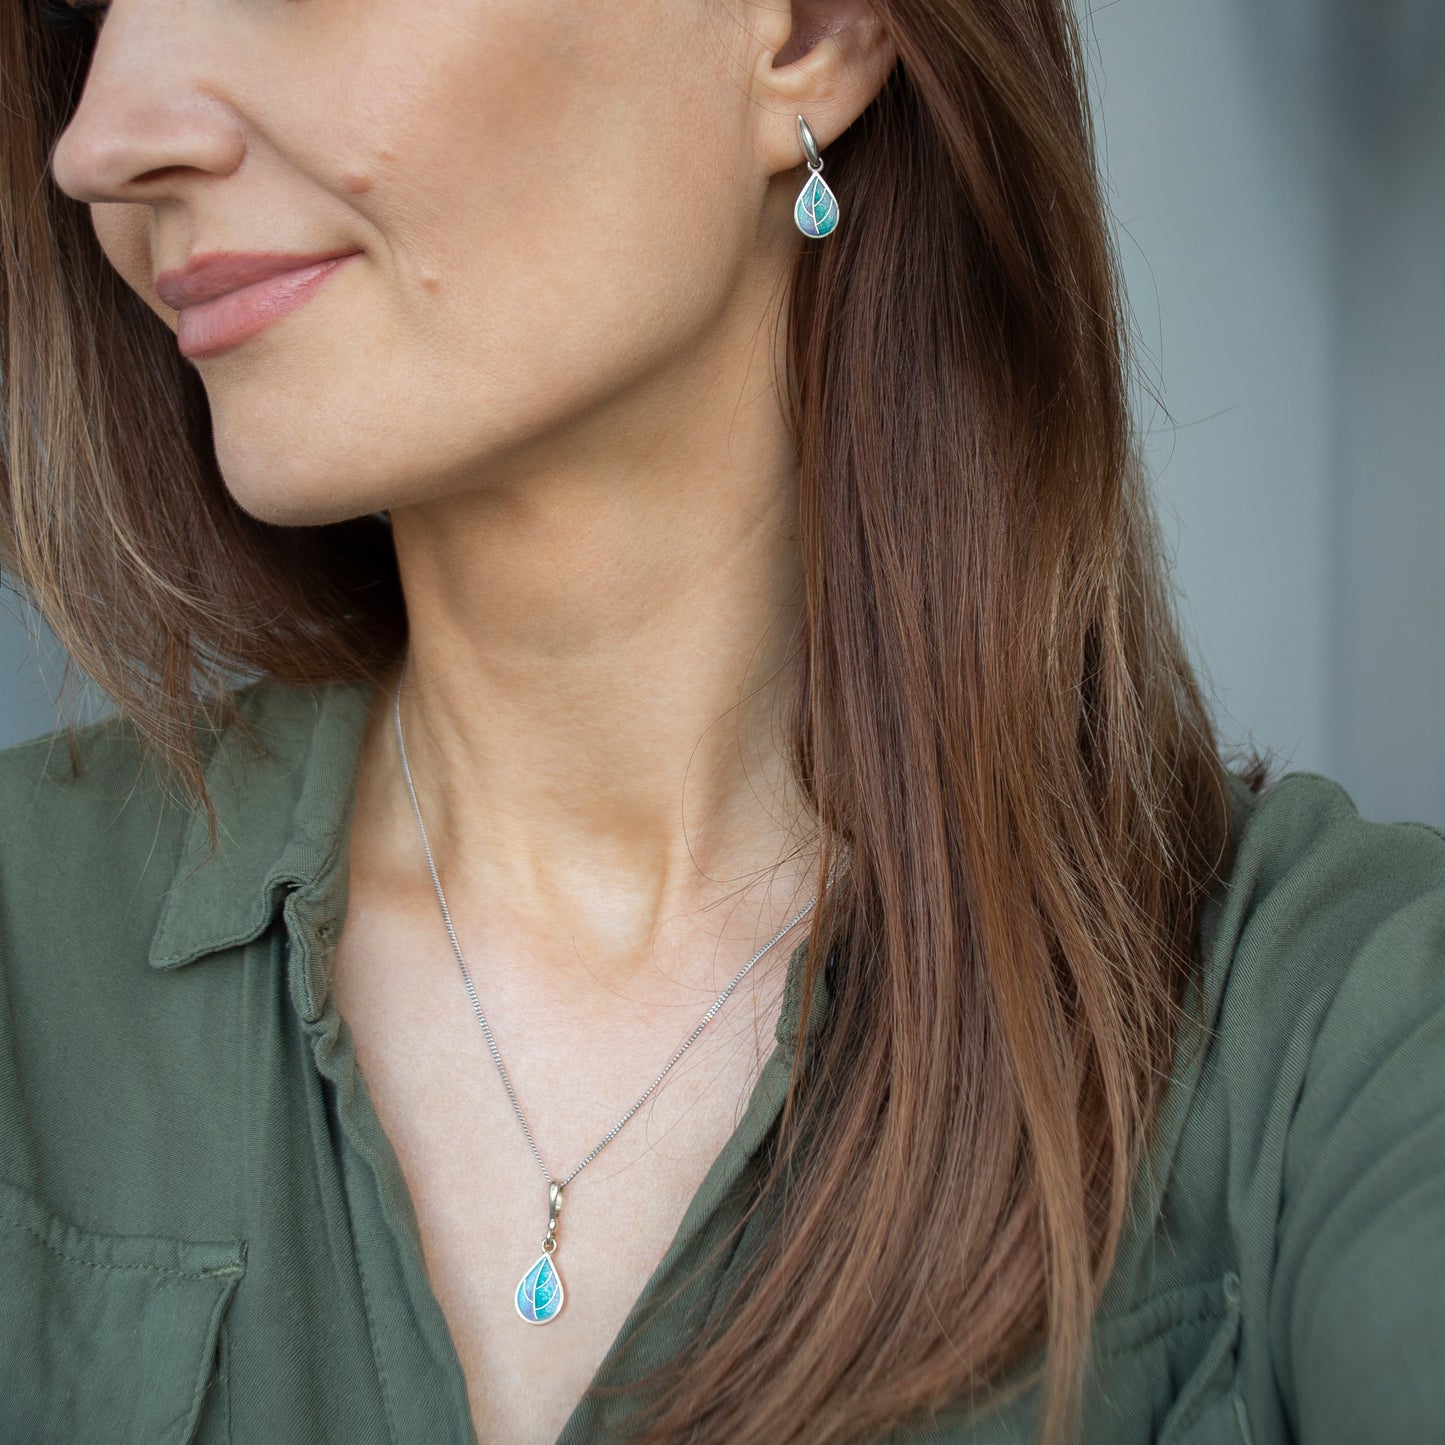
xmin=793 ymin=115 xmax=840 ymax=238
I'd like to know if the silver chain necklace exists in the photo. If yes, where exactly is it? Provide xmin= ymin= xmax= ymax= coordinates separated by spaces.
xmin=391 ymin=655 xmax=821 ymax=1326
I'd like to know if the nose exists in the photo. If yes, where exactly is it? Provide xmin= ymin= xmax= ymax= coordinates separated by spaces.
xmin=48 ymin=5 xmax=245 ymax=205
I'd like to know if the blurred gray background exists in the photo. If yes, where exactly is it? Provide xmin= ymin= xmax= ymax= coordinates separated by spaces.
xmin=1077 ymin=0 xmax=1444 ymax=825
xmin=3 ymin=0 xmax=1443 ymax=824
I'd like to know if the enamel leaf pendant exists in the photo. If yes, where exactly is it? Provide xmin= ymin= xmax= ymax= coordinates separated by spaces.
xmin=514 ymin=1181 xmax=565 ymax=1324
xmin=515 ymin=1252 xmax=563 ymax=1324
xmin=794 ymin=169 xmax=840 ymax=238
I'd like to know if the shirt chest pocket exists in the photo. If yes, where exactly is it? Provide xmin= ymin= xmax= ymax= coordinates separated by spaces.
xmin=0 ymin=1175 xmax=246 ymax=1445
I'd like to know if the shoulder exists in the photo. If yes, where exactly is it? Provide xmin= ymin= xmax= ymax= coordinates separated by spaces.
xmin=1207 ymin=768 xmax=1445 ymax=1053
xmin=1195 ymin=771 xmax=1445 ymax=1438
xmin=1222 ymin=765 xmax=1445 ymax=902
xmin=0 ymin=679 xmax=273 ymax=960
xmin=1201 ymin=766 xmax=1445 ymax=1165
xmin=0 ymin=675 xmax=291 ymax=830
xmin=0 ymin=708 xmax=181 ymax=941
xmin=0 ymin=711 xmax=162 ymax=847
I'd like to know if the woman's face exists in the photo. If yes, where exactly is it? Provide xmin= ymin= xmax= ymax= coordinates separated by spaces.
xmin=48 ymin=0 xmax=837 ymax=524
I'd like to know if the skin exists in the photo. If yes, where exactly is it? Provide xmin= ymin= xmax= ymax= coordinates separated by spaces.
xmin=48 ymin=0 xmax=897 ymax=1037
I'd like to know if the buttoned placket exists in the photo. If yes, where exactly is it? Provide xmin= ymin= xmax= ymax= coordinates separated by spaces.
xmin=278 ymin=862 xmax=482 ymax=1443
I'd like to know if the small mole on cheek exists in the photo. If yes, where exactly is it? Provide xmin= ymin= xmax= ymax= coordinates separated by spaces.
xmin=419 ymin=270 xmax=442 ymax=294
xmin=343 ymin=171 xmax=374 ymax=195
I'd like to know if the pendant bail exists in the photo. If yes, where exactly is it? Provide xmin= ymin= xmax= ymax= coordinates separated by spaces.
xmin=544 ymin=1180 xmax=563 ymax=1251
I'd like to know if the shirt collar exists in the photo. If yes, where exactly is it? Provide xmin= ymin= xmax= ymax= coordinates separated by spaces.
xmin=147 ymin=675 xmax=376 ymax=972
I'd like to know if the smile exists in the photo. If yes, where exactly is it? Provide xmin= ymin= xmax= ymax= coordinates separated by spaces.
xmin=173 ymin=252 xmax=361 ymax=360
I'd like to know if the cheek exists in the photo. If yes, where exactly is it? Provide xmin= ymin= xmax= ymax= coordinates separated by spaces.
xmin=341 ymin=6 xmax=754 ymax=391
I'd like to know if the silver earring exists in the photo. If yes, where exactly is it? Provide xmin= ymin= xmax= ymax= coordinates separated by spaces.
xmin=793 ymin=115 xmax=840 ymax=238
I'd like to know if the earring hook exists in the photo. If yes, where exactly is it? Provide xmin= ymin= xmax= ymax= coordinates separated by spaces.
xmin=797 ymin=115 xmax=824 ymax=171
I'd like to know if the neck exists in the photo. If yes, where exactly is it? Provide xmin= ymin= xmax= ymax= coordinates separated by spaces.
xmin=350 ymin=444 xmax=819 ymax=997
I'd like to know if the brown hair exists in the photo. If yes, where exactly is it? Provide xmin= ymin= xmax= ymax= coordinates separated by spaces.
xmin=2 ymin=2 xmax=1272 ymax=1442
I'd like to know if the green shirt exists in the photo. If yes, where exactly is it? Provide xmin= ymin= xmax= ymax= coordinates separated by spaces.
xmin=1 ymin=674 xmax=1442 ymax=1444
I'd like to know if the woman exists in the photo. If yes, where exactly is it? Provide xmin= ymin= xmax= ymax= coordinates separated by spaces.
xmin=1 ymin=1 xmax=1441 ymax=1442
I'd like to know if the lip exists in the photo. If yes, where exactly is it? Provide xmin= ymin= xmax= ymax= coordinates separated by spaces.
xmin=155 ymin=249 xmax=360 ymax=309
xmin=157 ymin=250 xmax=362 ymax=360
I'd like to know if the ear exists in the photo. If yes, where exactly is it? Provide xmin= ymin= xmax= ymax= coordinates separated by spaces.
xmin=747 ymin=0 xmax=898 ymax=177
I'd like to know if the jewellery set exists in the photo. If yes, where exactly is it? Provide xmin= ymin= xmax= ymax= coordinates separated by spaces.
xmin=380 ymin=115 xmax=836 ymax=1329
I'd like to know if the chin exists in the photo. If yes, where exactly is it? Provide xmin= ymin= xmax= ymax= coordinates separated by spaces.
xmin=217 ymin=460 xmax=387 ymax=529
xmin=226 ymin=486 xmax=371 ymax=529
xmin=211 ymin=426 xmax=400 ymax=528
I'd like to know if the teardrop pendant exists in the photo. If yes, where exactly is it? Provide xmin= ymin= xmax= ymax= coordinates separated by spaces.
xmin=794 ymin=170 xmax=839 ymax=238
xmin=514 ymin=1249 xmax=565 ymax=1324
xmin=515 ymin=1180 xmax=566 ymax=1324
